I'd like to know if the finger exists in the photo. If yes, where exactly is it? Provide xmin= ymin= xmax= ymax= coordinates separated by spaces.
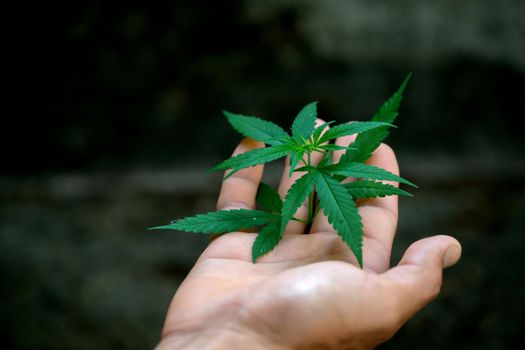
xmin=278 ymin=119 xmax=329 ymax=235
xmin=358 ymin=143 xmax=400 ymax=271
xmin=381 ymin=235 xmax=461 ymax=324
xmin=216 ymin=137 xmax=265 ymax=211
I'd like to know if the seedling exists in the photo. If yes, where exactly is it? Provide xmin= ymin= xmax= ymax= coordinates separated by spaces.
xmin=150 ymin=75 xmax=416 ymax=266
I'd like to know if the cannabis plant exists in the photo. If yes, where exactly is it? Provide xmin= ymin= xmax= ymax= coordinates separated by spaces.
xmin=151 ymin=75 xmax=416 ymax=267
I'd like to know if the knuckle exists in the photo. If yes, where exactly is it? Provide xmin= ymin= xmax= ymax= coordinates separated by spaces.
xmin=216 ymin=199 xmax=251 ymax=211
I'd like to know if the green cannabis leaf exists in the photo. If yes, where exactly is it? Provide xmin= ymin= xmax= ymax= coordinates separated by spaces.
xmin=211 ymin=143 xmax=290 ymax=179
xmin=339 ymin=74 xmax=411 ymax=166
xmin=151 ymin=209 xmax=277 ymax=233
xmin=281 ymin=172 xmax=316 ymax=234
xmin=344 ymin=181 xmax=413 ymax=199
xmin=151 ymin=75 xmax=415 ymax=267
xmin=312 ymin=169 xmax=364 ymax=266
xmin=317 ymin=121 xmax=395 ymax=145
xmin=291 ymin=102 xmax=318 ymax=140
xmin=256 ymin=183 xmax=283 ymax=213
xmin=223 ymin=111 xmax=288 ymax=145
xmin=319 ymin=162 xmax=418 ymax=188
xmin=252 ymin=218 xmax=281 ymax=263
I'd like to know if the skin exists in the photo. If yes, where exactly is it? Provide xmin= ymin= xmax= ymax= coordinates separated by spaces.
xmin=156 ymin=122 xmax=462 ymax=350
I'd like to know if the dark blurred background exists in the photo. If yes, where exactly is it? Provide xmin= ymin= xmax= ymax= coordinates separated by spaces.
xmin=2 ymin=1 xmax=525 ymax=349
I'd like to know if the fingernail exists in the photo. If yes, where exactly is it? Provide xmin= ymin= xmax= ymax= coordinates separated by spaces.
xmin=443 ymin=243 xmax=462 ymax=268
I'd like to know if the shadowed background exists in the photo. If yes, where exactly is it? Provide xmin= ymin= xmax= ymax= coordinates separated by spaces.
xmin=2 ymin=1 xmax=524 ymax=349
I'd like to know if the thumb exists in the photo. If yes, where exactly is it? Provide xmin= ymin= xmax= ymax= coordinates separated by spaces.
xmin=382 ymin=235 xmax=461 ymax=322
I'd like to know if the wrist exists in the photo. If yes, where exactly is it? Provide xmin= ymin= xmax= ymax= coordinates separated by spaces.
xmin=156 ymin=326 xmax=290 ymax=350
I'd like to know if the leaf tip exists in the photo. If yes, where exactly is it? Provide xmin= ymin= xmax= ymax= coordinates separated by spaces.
xmin=399 ymin=73 xmax=412 ymax=94
xmin=209 ymin=161 xmax=227 ymax=173
xmin=222 ymin=110 xmax=237 ymax=125
xmin=398 ymin=176 xmax=418 ymax=189
xmin=405 ymin=181 xmax=419 ymax=189
xmin=148 ymin=225 xmax=172 ymax=230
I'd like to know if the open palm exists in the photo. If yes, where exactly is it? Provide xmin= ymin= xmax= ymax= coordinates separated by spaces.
xmin=157 ymin=135 xmax=461 ymax=350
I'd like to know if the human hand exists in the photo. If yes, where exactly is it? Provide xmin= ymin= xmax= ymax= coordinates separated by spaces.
xmin=156 ymin=128 xmax=462 ymax=350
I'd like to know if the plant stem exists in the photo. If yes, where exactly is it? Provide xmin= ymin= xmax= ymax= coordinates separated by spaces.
xmin=308 ymin=190 xmax=314 ymax=225
xmin=306 ymin=152 xmax=314 ymax=224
